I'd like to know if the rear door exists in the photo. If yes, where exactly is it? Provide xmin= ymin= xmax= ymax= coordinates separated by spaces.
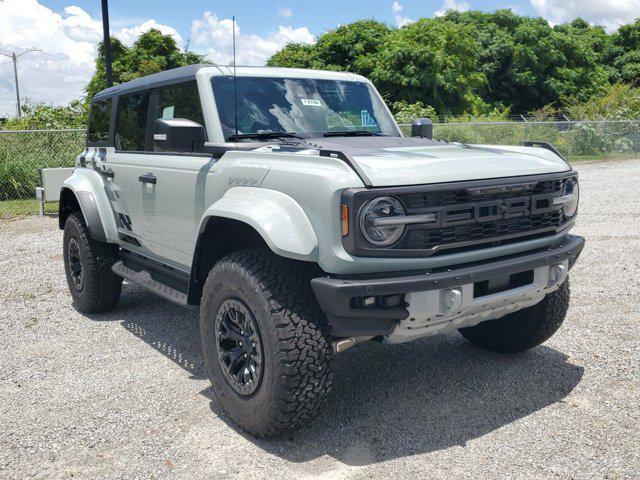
xmin=101 ymin=92 xmax=153 ymax=256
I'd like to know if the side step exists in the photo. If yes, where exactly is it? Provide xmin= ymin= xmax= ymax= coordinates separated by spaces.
xmin=112 ymin=261 xmax=191 ymax=308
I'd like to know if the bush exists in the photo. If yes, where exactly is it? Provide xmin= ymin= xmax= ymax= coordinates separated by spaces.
xmin=0 ymin=130 xmax=84 ymax=200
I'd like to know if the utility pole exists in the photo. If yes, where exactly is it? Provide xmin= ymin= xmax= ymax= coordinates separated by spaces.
xmin=101 ymin=0 xmax=113 ymax=87
xmin=0 ymin=48 xmax=40 ymax=118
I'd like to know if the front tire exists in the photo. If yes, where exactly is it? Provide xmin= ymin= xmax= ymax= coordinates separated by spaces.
xmin=200 ymin=250 xmax=333 ymax=438
xmin=458 ymin=278 xmax=571 ymax=353
xmin=63 ymin=212 xmax=122 ymax=313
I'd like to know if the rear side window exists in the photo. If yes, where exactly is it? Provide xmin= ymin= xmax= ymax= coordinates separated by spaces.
xmin=152 ymin=82 xmax=205 ymax=127
xmin=87 ymin=99 xmax=111 ymax=144
xmin=115 ymin=93 xmax=150 ymax=151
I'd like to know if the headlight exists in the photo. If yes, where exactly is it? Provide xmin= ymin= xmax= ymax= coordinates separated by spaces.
xmin=554 ymin=177 xmax=579 ymax=218
xmin=359 ymin=196 xmax=406 ymax=247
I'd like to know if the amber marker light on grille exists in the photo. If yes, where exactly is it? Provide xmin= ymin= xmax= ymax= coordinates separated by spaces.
xmin=341 ymin=204 xmax=349 ymax=236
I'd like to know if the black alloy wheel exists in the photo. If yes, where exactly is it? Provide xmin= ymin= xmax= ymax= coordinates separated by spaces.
xmin=214 ymin=298 xmax=264 ymax=396
xmin=67 ymin=237 xmax=84 ymax=291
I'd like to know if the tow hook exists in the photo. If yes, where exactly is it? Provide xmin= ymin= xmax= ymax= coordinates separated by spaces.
xmin=548 ymin=263 xmax=567 ymax=287
xmin=439 ymin=287 xmax=463 ymax=316
xmin=332 ymin=336 xmax=374 ymax=354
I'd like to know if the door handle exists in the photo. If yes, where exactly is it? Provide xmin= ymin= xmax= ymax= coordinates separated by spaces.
xmin=139 ymin=174 xmax=157 ymax=184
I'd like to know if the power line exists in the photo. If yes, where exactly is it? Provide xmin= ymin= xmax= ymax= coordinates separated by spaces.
xmin=0 ymin=48 xmax=41 ymax=118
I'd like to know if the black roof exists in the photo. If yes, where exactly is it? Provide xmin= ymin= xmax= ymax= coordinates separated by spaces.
xmin=92 ymin=64 xmax=211 ymax=101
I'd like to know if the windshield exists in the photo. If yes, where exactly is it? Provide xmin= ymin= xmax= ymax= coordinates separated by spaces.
xmin=211 ymin=76 xmax=400 ymax=141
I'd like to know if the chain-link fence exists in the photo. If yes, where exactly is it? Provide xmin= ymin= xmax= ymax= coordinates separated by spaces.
xmin=0 ymin=129 xmax=84 ymax=217
xmin=399 ymin=119 xmax=640 ymax=161
xmin=0 ymin=121 xmax=639 ymax=217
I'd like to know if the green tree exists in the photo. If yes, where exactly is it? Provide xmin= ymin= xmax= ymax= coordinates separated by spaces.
xmin=85 ymin=29 xmax=207 ymax=100
xmin=1 ymin=101 xmax=87 ymax=130
xmin=267 ymin=11 xmax=638 ymax=116
xmin=442 ymin=11 xmax=614 ymax=112
xmin=268 ymin=20 xmax=390 ymax=76
xmin=613 ymin=18 xmax=640 ymax=83
xmin=367 ymin=18 xmax=486 ymax=114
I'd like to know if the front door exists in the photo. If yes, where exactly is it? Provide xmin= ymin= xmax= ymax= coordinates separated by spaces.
xmin=109 ymin=82 xmax=213 ymax=270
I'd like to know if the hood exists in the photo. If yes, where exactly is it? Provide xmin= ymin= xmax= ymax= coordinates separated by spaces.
xmin=302 ymin=137 xmax=571 ymax=187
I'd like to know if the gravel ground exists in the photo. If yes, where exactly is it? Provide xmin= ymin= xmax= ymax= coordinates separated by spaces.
xmin=1 ymin=159 xmax=639 ymax=480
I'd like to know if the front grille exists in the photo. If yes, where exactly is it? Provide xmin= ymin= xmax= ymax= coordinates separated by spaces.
xmin=400 ymin=177 xmax=564 ymax=210
xmin=392 ymin=177 xmax=571 ymax=254
xmin=400 ymin=210 xmax=565 ymax=251
xmin=342 ymin=173 xmax=577 ymax=258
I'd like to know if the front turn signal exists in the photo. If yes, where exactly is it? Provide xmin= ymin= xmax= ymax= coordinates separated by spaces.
xmin=341 ymin=204 xmax=349 ymax=236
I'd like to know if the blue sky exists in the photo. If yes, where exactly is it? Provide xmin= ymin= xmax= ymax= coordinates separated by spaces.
xmin=1 ymin=0 xmax=638 ymax=116
xmin=40 ymin=0 xmax=541 ymax=39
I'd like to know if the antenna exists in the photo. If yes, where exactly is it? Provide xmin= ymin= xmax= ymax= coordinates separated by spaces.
xmin=232 ymin=16 xmax=239 ymax=140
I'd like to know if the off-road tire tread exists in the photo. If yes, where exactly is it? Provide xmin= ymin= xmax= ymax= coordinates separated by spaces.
xmin=458 ymin=278 xmax=570 ymax=353
xmin=200 ymin=249 xmax=333 ymax=438
xmin=63 ymin=212 xmax=122 ymax=313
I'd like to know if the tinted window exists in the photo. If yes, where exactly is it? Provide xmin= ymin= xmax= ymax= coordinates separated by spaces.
xmin=87 ymin=99 xmax=111 ymax=144
xmin=153 ymin=82 xmax=204 ymax=127
xmin=115 ymin=93 xmax=150 ymax=151
xmin=211 ymin=76 xmax=399 ymax=140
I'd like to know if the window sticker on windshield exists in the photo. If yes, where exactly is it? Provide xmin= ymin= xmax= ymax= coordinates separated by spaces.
xmin=361 ymin=110 xmax=377 ymax=128
xmin=301 ymin=98 xmax=322 ymax=107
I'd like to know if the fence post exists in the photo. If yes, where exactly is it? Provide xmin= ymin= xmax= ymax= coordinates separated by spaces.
xmin=35 ymin=187 xmax=45 ymax=217
xmin=632 ymin=122 xmax=640 ymax=158
xmin=562 ymin=115 xmax=572 ymax=161
xmin=521 ymin=115 xmax=529 ymax=142
xmin=471 ymin=115 xmax=478 ymax=143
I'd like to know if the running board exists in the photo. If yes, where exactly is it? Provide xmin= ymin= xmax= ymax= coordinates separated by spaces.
xmin=112 ymin=261 xmax=192 ymax=308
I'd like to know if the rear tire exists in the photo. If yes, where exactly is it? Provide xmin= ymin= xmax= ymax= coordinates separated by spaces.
xmin=458 ymin=278 xmax=570 ymax=353
xmin=200 ymin=249 xmax=333 ymax=438
xmin=63 ymin=212 xmax=122 ymax=313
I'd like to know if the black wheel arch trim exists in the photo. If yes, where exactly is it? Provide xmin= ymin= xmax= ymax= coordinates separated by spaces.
xmin=59 ymin=188 xmax=107 ymax=242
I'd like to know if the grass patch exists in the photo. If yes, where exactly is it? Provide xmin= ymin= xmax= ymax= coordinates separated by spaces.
xmin=567 ymin=153 xmax=638 ymax=162
xmin=0 ymin=198 xmax=59 ymax=218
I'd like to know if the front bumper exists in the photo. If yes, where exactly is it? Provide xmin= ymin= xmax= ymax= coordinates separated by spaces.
xmin=311 ymin=234 xmax=585 ymax=338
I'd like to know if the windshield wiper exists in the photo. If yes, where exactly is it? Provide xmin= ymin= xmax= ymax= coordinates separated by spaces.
xmin=227 ymin=132 xmax=303 ymax=141
xmin=323 ymin=130 xmax=383 ymax=137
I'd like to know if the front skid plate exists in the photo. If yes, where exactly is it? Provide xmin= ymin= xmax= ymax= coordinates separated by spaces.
xmin=384 ymin=262 xmax=567 ymax=344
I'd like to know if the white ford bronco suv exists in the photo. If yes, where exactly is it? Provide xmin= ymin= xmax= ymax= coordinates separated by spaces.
xmin=60 ymin=64 xmax=584 ymax=437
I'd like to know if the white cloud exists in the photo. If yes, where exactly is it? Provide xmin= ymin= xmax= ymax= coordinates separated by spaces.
xmin=391 ymin=1 xmax=413 ymax=27
xmin=278 ymin=7 xmax=293 ymax=18
xmin=435 ymin=0 xmax=470 ymax=17
xmin=0 ymin=0 xmax=186 ymax=116
xmin=115 ymin=19 xmax=183 ymax=47
xmin=530 ymin=0 xmax=640 ymax=31
xmin=190 ymin=12 xmax=314 ymax=65
xmin=0 ymin=0 xmax=102 ymax=116
xmin=0 ymin=1 xmax=316 ymax=116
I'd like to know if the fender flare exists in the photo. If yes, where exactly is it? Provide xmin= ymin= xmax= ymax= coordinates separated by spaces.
xmin=197 ymin=187 xmax=319 ymax=260
xmin=59 ymin=169 xmax=119 ymax=243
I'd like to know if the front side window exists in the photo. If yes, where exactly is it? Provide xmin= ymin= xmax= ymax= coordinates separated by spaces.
xmin=87 ymin=99 xmax=111 ymax=144
xmin=211 ymin=76 xmax=399 ymax=140
xmin=152 ymin=82 xmax=205 ymax=127
xmin=115 ymin=93 xmax=150 ymax=151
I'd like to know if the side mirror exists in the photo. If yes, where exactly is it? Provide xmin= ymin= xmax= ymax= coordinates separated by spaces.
xmin=411 ymin=118 xmax=433 ymax=139
xmin=154 ymin=118 xmax=206 ymax=152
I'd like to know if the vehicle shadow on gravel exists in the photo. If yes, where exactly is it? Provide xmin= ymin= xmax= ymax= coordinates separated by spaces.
xmin=92 ymin=284 xmax=584 ymax=466
xmin=219 ymin=338 xmax=584 ymax=466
